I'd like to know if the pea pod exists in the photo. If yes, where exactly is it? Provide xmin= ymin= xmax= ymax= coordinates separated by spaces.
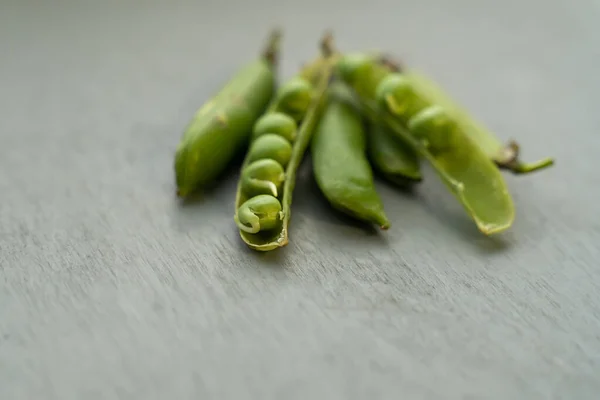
xmin=311 ymin=82 xmax=391 ymax=229
xmin=367 ymin=122 xmax=422 ymax=186
xmin=174 ymin=30 xmax=280 ymax=197
xmin=337 ymin=55 xmax=515 ymax=235
xmin=302 ymin=49 xmax=423 ymax=187
xmin=234 ymin=57 xmax=335 ymax=251
xmin=396 ymin=70 xmax=554 ymax=174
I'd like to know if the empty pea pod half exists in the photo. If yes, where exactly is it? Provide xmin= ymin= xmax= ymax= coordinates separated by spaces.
xmin=311 ymin=81 xmax=391 ymax=229
xmin=336 ymin=53 xmax=516 ymax=235
xmin=234 ymin=56 xmax=336 ymax=251
xmin=174 ymin=29 xmax=281 ymax=197
xmin=403 ymin=71 xmax=554 ymax=174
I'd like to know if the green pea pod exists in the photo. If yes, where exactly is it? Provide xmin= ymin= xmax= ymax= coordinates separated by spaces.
xmin=367 ymin=122 xmax=422 ymax=186
xmin=174 ymin=30 xmax=280 ymax=197
xmin=302 ymin=54 xmax=423 ymax=187
xmin=234 ymin=61 xmax=335 ymax=251
xmin=404 ymin=70 xmax=554 ymax=174
xmin=311 ymin=82 xmax=391 ymax=229
xmin=337 ymin=55 xmax=515 ymax=235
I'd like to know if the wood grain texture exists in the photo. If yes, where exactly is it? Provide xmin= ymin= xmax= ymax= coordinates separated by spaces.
xmin=1 ymin=0 xmax=599 ymax=399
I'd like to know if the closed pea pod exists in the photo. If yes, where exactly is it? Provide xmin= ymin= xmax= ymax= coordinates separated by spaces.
xmin=174 ymin=30 xmax=280 ymax=197
xmin=367 ymin=122 xmax=422 ymax=186
xmin=234 ymin=49 xmax=335 ymax=251
xmin=337 ymin=55 xmax=515 ymax=235
xmin=311 ymin=82 xmax=391 ymax=229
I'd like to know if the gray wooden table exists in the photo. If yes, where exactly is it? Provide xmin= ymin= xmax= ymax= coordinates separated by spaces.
xmin=1 ymin=0 xmax=599 ymax=399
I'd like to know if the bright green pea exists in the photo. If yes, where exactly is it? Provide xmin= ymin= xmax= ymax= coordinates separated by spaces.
xmin=375 ymin=73 xmax=428 ymax=122
xmin=234 ymin=195 xmax=283 ymax=234
xmin=240 ymin=158 xmax=285 ymax=198
xmin=246 ymin=134 xmax=293 ymax=168
xmin=335 ymin=52 xmax=373 ymax=85
xmin=252 ymin=112 xmax=297 ymax=142
xmin=274 ymin=77 xmax=314 ymax=122
xmin=408 ymin=105 xmax=458 ymax=153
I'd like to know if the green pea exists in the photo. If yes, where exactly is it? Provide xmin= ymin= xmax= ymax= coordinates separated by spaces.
xmin=335 ymin=52 xmax=373 ymax=85
xmin=252 ymin=112 xmax=297 ymax=142
xmin=311 ymin=83 xmax=391 ymax=230
xmin=241 ymin=158 xmax=285 ymax=198
xmin=234 ymin=195 xmax=283 ymax=234
xmin=174 ymin=30 xmax=280 ymax=197
xmin=274 ymin=77 xmax=314 ymax=122
xmin=367 ymin=122 xmax=422 ymax=186
xmin=404 ymin=70 xmax=554 ymax=174
xmin=407 ymin=105 xmax=458 ymax=153
xmin=246 ymin=133 xmax=293 ymax=168
xmin=375 ymin=73 xmax=428 ymax=122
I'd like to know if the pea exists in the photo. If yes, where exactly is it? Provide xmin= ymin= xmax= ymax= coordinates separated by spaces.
xmin=252 ymin=112 xmax=297 ymax=142
xmin=311 ymin=83 xmax=391 ymax=229
xmin=375 ymin=73 xmax=428 ymax=122
xmin=339 ymin=53 xmax=515 ymax=235
xmin=404 ymin=70 xmax=554 ymax=174
xmin=234 ymin=33 xmax=338 ymax=251
xmin=174 ymin=30 xmax=280 ymax=197
xmin=234 ymin=195 xmax=283 ymax=234
xmin=273 ymin=76 xmax=314 ymax=122
xmin=407 ymin=105 xmax=459 ymax=153
xmin=246 ymin=134 xmax=293 ymax=168
xmin=240 ymin=158 xmax=286 ymax=198
xmin=367 ymin=122 xmax=422 ymax=186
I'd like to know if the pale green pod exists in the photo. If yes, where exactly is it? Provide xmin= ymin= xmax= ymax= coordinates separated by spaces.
xmin=274 ymin=77 xmax=314 ymax=122
xmin=234 ymin=195 xmax=283 ymax=234
xmin=408 ymin=105 xmax=458 ymax=153
xmin=252 ymin=112 xmax=297 ymax=142
xmin=376 ymin=73 xmax=428 ymax=122
xmin=240 ymin=158 xmax=286 ymax=198
xmin=246 ymin=133 xmax=293 ymax=168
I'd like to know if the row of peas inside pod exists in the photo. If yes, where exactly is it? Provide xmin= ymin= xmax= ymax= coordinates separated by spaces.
xmin=173 ymin=30 xmax=555 ymax=252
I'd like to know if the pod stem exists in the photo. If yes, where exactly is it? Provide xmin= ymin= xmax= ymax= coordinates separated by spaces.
xmin=262 ymin=28 xmax=283 ymax=65
xmin=378 ymin=54 xmax=404 ymax=73
xmin=494 ymin=140 xmax=555 ymax=174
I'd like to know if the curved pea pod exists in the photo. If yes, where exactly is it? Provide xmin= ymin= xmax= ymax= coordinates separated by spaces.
xmin=234 ymin=61 xmax=336 ymax=251
xmin=311 ymin=83 xmax=391 ymax=229
xmin=174 ymin=30 xmax=280 ymax=197
xmin=404 ymin=70 xmax=554 ymax=174
xmin=367 ymin=122 xmax=422 ymax=186
xmin=337 ymin=54 xmax=514 ymax=235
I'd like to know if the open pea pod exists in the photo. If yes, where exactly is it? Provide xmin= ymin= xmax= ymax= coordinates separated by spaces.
xmin=404 ymin=70 xmax=554 ymax=174
xmin=234 ymin=58 xmax=335 ymax=251
xmin=336 ymin=54 xmax=515 ymax=235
